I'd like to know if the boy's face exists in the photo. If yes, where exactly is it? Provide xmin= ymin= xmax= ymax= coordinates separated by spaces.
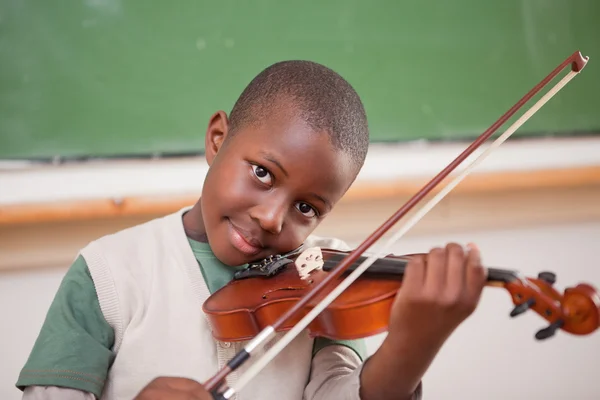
xmin=198 ymin=108 xmax=357 ymax=267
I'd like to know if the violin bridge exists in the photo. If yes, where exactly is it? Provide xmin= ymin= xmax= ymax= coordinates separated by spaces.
xmin=294 ymin=247 xmax=324 ymax=280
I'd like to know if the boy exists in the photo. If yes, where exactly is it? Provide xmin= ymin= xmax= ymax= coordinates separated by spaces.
xmin=17 ymin=61 xmax=486 ymax=400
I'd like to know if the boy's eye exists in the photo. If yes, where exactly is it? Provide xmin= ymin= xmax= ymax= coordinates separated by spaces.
xmin=252 ymin=165 xmax=272 ymax=185
xmin=295 ymin=202 xmax=316 ymax=218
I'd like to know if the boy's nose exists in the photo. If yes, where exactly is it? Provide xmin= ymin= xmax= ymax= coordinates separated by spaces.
xmin=249 ymin=201 xmax=286 ymax=235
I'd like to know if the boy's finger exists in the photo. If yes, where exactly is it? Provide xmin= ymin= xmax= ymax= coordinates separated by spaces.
xmin=424 ymin=247 xmax=446 ymax=293
xmin=191 ymin=386 xmax=217 ymax=400
xmin=162 ymin=377 xmax=203 ymax=390
xmin=444 ymin=243 xmax=467 ymax=291
xmin=402 ymin=254 xmax=427 ymax=292
xmin=465 ymin=243 xmax=487 ymax=301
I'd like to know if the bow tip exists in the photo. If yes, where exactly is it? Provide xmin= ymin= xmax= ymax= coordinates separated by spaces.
xmin=571 ymin=51 xmax=589 ymax=72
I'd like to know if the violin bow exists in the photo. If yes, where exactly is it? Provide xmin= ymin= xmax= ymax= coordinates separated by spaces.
xmin=205 ymin=51 xmax=589 ymax=399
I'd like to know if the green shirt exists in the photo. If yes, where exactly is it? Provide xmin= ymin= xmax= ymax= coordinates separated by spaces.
xmin=17 ymin=237 xmax=366 ymax=398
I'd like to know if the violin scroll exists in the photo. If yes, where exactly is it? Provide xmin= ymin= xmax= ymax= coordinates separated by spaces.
xmin=505 ymin=272 xmax=600 ymax=340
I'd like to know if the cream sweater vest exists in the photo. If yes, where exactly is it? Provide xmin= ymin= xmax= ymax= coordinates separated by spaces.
xmin=81 ymin=208 xmax=353 ymax=400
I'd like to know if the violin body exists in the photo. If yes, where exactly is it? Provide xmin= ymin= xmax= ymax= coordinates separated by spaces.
xmin=203 ymin=249 xmax=411 ymax=342
xmin=202 ymin=247 xmax=600 ymax=343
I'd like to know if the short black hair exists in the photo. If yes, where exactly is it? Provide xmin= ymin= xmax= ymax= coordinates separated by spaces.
xmin=228 ymin=60 xmax=369 ymax=172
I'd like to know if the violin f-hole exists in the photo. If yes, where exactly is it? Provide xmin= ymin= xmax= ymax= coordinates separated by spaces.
xmin=262 ymin=286 xmax=308 ymax=299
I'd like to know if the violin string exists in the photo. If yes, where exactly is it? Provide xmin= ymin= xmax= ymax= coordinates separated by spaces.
xmin=217 ymin=69 xmax=579 ymax=399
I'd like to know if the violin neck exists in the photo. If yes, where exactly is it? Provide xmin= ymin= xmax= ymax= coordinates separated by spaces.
xmin=322 ymin=253 xmax=518 ymax=284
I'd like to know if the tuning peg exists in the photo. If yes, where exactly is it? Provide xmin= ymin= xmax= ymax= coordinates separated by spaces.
xmin=538 ymin=271 xmax=556 ymax=286
xmin=535 ymin=319 xmax=564 ymax=340
xmin=510 ymin=298 xmax=536 ymax=317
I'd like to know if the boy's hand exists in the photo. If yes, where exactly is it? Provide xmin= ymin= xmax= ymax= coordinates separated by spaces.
xmin=134 ymin=377 xmax=214 ymax=400
xmin=389 ymin=242 xmax=486 ymax=345
xmin=360 ymin=243 xmax=487 ymax=400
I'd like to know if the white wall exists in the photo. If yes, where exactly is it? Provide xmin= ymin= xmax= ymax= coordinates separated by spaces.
xmin=2 ymin=138 xmax=600 ymax=399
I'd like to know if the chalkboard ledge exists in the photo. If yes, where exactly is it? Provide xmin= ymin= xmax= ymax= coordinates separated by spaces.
xmin=1 ymin=136 xmax=599 ymax=226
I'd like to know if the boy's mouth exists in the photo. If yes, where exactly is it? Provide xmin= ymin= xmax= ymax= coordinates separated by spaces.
xmin=227 ymin=219 xmax=263 ymax=256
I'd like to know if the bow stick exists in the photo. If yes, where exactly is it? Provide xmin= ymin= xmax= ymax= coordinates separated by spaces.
xmin=205 ymin=51 xmax=589 ymax=398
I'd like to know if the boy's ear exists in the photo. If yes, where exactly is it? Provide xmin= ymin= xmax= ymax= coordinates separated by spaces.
xmin=205 ymin=111 xmax=230 ymax=166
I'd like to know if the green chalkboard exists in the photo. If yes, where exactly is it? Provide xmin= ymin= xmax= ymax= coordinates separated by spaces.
xmin=1 ymin=0 xmax=599 ymax=160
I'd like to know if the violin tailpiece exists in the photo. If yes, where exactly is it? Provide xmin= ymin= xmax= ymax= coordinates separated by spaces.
xmin=232 ymin=256 xmax=294 ymax=280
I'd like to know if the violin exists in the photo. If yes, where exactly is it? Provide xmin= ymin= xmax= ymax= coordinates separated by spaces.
xmin=203 ymin=247 xmax=600 ymax=343
xmin=201 ymin=51 xmax=596 ymax=399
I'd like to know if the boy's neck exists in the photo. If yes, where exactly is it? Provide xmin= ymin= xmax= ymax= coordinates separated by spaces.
xmin=189 ymin=233 xmax=209 ymax=243
xmin=182 ymin=203 xmax=209 ymax=243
